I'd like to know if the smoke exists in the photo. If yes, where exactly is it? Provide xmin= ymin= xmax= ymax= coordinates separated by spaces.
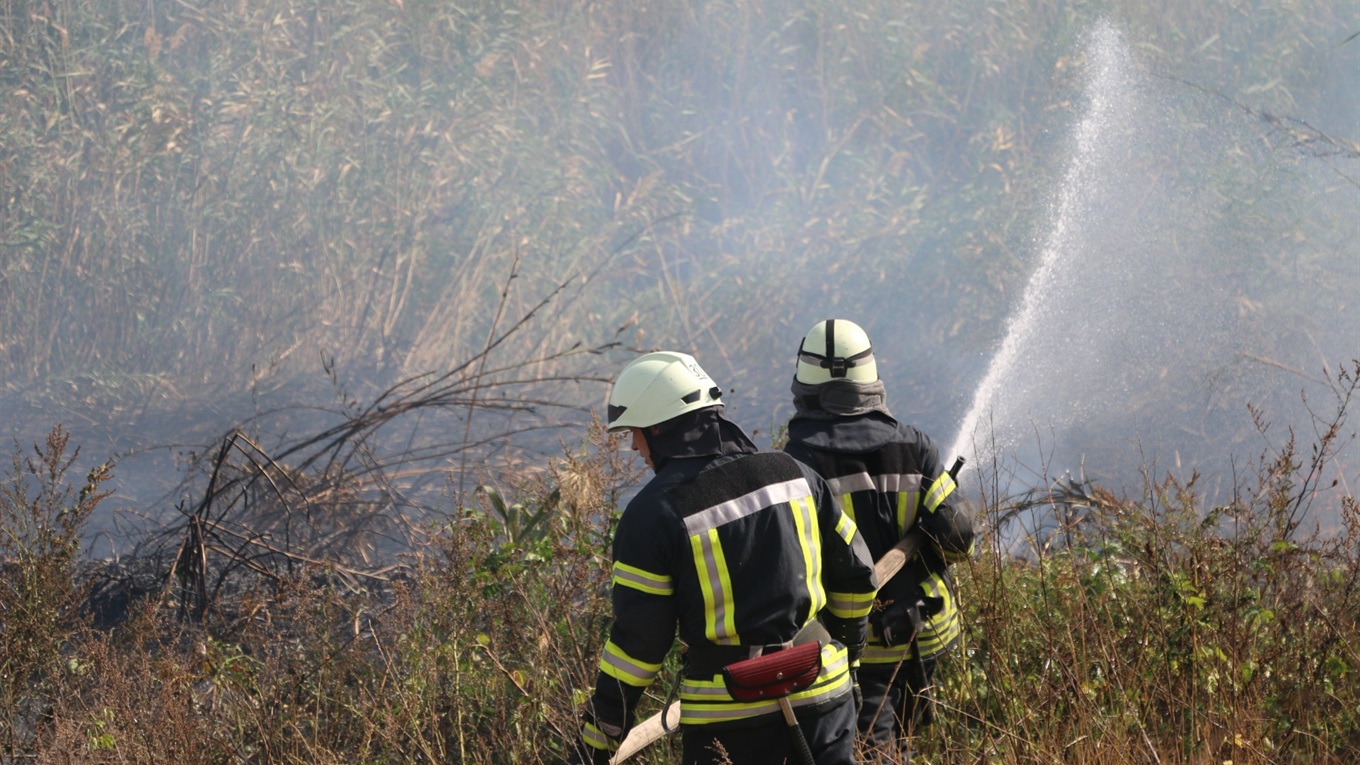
xmin=2 ymin=4 xmax=1357 ymax=551
xmin=946 ymin=21 xmax=1360 ymax=507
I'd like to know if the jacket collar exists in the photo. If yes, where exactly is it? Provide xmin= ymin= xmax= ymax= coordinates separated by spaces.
xmin=643 ymin=407 xmax=757 ymax=471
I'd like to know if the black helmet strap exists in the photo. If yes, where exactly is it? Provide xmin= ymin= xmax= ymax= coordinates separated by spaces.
xmin=798 ymin=319 xmax=872 ymax=379
xmin=825 ymin=319 xmax=841 ymax=377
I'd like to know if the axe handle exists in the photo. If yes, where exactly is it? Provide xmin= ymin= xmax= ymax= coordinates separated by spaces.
xmin=778 ymin=696 xmax=817 ymax=765
xmin=873 ymin=530 xmax=924 ymax=585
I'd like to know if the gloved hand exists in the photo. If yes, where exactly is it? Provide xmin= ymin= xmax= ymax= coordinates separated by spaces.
xmin=879 ymin=599 xmax=925 ymax=647
xmin=850 ymin=669 xmax=863 ymax=715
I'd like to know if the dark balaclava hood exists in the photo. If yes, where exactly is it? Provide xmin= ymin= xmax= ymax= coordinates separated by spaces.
xmin=790 ymin=377 xmax=892 ymax=420
xmin=643 ymin=406 xmax=757 ymax=471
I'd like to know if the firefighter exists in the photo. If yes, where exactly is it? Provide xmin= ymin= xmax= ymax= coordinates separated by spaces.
xmin=781 ymin=320 xmax=975 ymax=762
xmin=569 ymin=351 xmax=879 ymax=765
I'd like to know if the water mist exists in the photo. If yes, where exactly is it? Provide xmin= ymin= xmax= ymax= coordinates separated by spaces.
xmin=948 ymin=22 xmax=1247 ymax=491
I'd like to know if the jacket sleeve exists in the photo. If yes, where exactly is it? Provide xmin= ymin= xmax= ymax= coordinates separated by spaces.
xmin=912 ymin=436 xmax=975 ymax=563
xmin=579 ymin=497 xmax=678 ymax=758
xmin=804 ymin=465 xmax=878 ymax=661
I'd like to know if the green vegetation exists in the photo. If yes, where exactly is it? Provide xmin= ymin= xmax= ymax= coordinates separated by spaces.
xmin=1 ymin=365 xmax=1356 ymax=763
xmin=939 ymin=368 xmax=1360 ymax=762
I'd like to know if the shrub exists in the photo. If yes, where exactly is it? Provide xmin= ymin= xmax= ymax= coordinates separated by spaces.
xmin=0 ymin=426 xmax=110 ymax=758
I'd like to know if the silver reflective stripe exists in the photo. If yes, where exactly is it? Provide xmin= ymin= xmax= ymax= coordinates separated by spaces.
xmin=583 ymin=722 xmax=617 ymax=750
xmin=824 ymin=471 xmax=923 ymax=496
xmin=683 ymin=477 xmax=812 ymax=535
xmin=612 ymin=562 xmax=673 ymax=595
xmin=694 ymin=530 xmax=735 ymax=643
xmin=824 ymin=472 xmax=875 ymax=495
xmin=682 ymin=700 xmax=782 ymax=721
xmin=679 ymin=684 xmax=731 ymax=699
xmin=826 ymin=591 xmax=869 ymax=615
xmin=878 ymin=472 xmax=923 ymax=493
xmin=602 ymin=648 xmax=659 ymax=686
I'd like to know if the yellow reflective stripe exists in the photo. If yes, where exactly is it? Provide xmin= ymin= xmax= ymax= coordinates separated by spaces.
xmin=599 ymin=639 xmax=663 ymax=687
xmin=839 ymin=492 xmax=856 ymax=524
xmin=941 ymin=542 xmax=974 ymax=563
xmin=713 ymin=535 xmax=737 ymax=642
xmin=612 ymin=561 xmax=673 ymax=596
xmin=828 ymin=506 xmax=867 ymax=618
xmin=860 ymin=635 xmax=954 ymax=662
xmin=923 ymin=472 xmax=956 ymax=513
xmin=826 ymin=589 xmax=875 ymax=619
xmin=678 ymin=643 xmax=851 ymax=725
xmin=917 ymin=575 xmax=961 ymax=654
xmin=861 ymin=642 xmax=909 ymax=664
xmin=833 ymin=508 xmax=858 ymax=545
xmin=896 ymin=490 xmax=914 ymax=536
xmin=692 ymin=528 xmax=739 ymax=644
xmin=582 ymin=721 xmax=619 ymax=751
xmin=790 ymin=496 xmax=825 ymax=622
xmin=917 ymin=616 xmax=961 ymax=655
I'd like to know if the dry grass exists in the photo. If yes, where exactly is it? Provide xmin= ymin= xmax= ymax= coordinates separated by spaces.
xmin=2 ymin=365 xmax=1357 ymax=764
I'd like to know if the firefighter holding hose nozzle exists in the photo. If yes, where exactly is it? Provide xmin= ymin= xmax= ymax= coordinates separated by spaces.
xmin=781 ymin=320 xmax=976 ymax=762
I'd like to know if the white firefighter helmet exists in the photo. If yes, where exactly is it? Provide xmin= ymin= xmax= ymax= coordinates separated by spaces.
xmin=606 ymin=351 xmax=723 ymax=432
xmin=795 ymin=319 xmax=878 ymax=384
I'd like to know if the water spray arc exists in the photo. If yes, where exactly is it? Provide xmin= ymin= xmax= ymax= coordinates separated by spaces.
xmin=948 ymin=22 xmax=1139 ymax=475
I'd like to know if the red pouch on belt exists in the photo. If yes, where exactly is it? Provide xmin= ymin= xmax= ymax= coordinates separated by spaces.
xmin=721 ymin=641 xmax=822 ymax=702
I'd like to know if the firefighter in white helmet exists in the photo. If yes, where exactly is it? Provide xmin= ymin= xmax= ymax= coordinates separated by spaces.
xmin=782 ymin=320 xmax=975 ymax=762
xmin=568 ymin=351 xmax=878 ymax=765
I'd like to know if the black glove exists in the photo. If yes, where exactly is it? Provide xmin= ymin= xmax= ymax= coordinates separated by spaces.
xmin=879 ymin=599 xmax=925 ymax=647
